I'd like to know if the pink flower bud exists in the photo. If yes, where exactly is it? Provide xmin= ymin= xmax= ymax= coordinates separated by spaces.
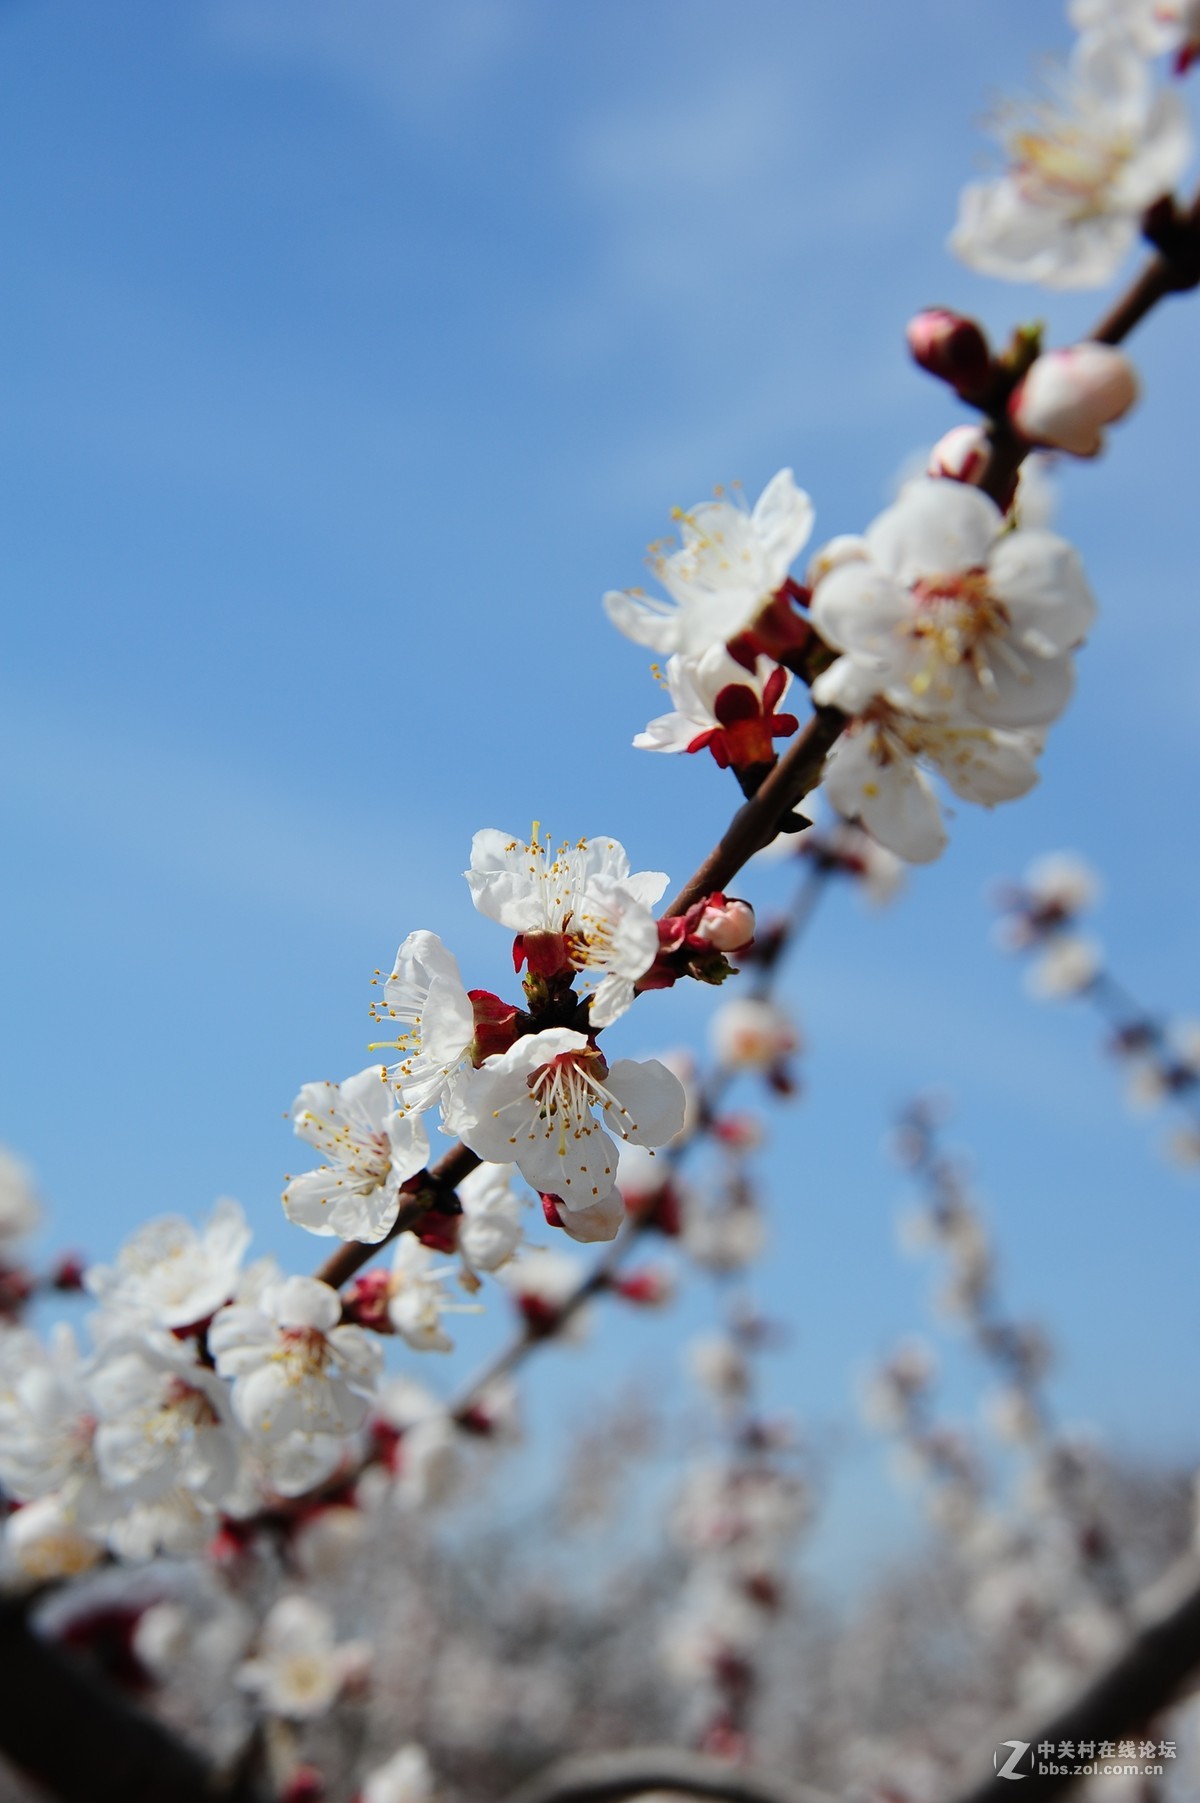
xmin=1008 ymin=344 xmax=1138 ymax=458
xmin=691 ymin=894 xmax=756 ymax=953
xmin=927 ymin=423 xmax=991 ymax=486
xmin=906 ymin=308 xmax=991 ymax=393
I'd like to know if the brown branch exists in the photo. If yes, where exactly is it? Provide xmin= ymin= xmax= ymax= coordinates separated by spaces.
xmin=312 ymin=1141 xmax=482 ymax=1291
xmin=500 ymin=1746 xmax=834 ymax=1803
xmin=0 ymin=1598 xmax=270 ymax=1803
xmin=664 ymin=708 xmax=845 ymax=918
xmin=948 ymin=1558 xmax=1200 ymax=1802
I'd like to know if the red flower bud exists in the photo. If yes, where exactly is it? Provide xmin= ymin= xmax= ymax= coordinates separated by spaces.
xmin=906 ymin=308 xmax=992 ymax=394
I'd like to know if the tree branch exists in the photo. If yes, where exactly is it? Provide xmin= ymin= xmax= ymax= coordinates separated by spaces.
xmin=949 ymin=1558 xmax=1200 ymax=1802
xmin=0 ymin=1598 xmax=269 ymax=1803
xmin=500 ymin=1746 xmax=834 ymax=1803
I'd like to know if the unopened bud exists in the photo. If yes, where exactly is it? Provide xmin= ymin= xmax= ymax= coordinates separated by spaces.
xmin=691 ymin=894 xmax=756 ymax=953
xmin=927 ymin=423 xmax=991 ymax=486
xmin=1008 ymin=344 xmax=1138 ymax=458
xmin=615 ymin=1268 xmax=675 ymax=1306
xmin=906 ymin=308 xmax=991 ymax=393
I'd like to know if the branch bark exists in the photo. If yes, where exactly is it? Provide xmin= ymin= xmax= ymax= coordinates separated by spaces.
xmin=500 ymin=1747 xmax=834 ymax=1803
xmin=0 ymin=1599 xmax=269 ymax=1803
xmin=948 ymin=1558 xmax=1200 ymax=1802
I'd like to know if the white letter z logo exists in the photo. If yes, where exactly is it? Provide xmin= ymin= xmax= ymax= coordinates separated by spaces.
xmin=994 ymin=1741 xmax=1030 ymax=1780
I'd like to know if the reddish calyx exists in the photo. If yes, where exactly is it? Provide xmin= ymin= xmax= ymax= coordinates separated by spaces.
xmin=512 ymin=930 xmax=573 ymax=980
xmin=468 ymin=988 xmax=521 ymax=1061
xmin=342 ymin=1269 xmax=393 ymax=1333
xmin=414 ymin=1209 xmax=461 ymax=1255
xmin=686 ymin=668 xmax=798 ymax=773
xmin=727 ymin=579 xmax=813 ymax=668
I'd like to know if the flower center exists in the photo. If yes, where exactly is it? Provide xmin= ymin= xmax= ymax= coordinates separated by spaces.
xmin=275 ymin=1326 xmax=331 ymax=1382
xmin=1009 ymin=118 xmax=1131 ymax=212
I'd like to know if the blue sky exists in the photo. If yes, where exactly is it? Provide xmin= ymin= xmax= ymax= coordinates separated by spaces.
xmin=3 ymin=0 xmax=1199 ymax=1588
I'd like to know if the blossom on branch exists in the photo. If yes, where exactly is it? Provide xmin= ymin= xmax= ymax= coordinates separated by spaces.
xmin=634 ymin=646 xmax=799 ymax=773
xmin=448 ymin=1027 xmax=686 ymax=1221
xmin=810 ymin=477 xmax=1096 ymax=730
xmin=467 ymin=827 xmax=667 ymax=1027
xmin=822 ymin=705 xmax=1043 ymax=864
xmin=210 ymin=1276 xmax=382 ymax=1494
xmin=951 ymin=31 xmax=1191 ymax=287
xmin=604 ymin=470 xmax=814 ymax=657
xmin=283 ymin=1068 xmax=430 ymax=1244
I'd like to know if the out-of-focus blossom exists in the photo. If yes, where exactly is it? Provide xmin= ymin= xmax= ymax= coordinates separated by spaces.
xmin=238 ymin=1595 xmax=368 ymax=1720
xmin=0 ymin=1149 xmax=40 ymax=1245
xmin=210 ymin=1278 xmax=381 ymax=1494
xmin=361 ymin=1744 xmax=436 ymax=1803
xmin=1070 ymin=0 xmax=1200 ymax=71
xmin=1026 ymin=934 xmax=1103 ymax=997
xmin=951 ymin=33 xmax=1191 ymax=287
xmin=1010 ymin=344 xmax=1139 ymax=456
xmin=455 ymin=1161 xmax=525 ymax=1274
xmin=822 ymin=706 xmax=1043 ymax=864
xmin=927 ymin=423 xmax=992 ymax=486
xmin=709 ymin=997 xmax=799 ymax=1072
xmin=86 ymin=1199 xmax=251 ymax=1333
xmin=810 ymin=479 xmax=1096 ymax=730
xmin=386 ymin=1238 xmax=467 ymax=1354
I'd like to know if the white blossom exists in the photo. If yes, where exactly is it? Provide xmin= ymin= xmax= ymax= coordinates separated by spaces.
xmin=1 ymin=1494 xmax=105 ymax=1586
xmin=375 ymin=931 xmax=477 ymax=1118
xmin=209 ymin=1277 xmax=381 ymax=1495
xmin=0 ymin=1325 xmax=107 ymax=1521
xmin=456 ymin=1161 xmax=525 ymax=1274
xmin=709 ymin=997 xmax=798 ymax=1071
xmin=0 ymin=1149 xmax=40 ymax=1245
xmin=810 ymin=479 xmax=1096 ymax=730
xmin=362 ymin=1745 xmax=436 ymax=1803
xmin=89 ymin=1334 xmax=240 ymax=1513
xmin=448 ymin=1028 xmax=686 ymax=1216
xmin=1070 ymin=0 xmax=1200 ymax=65
xmin=283 ymin=1067 xmax=429 ymax=1244
xmin=1027 ymin=934 xmax=1103 ymax=997
xmin=822 ymin=705 xmax=1044 ymax=864
xmin=386 ymin=1238 xmax=464 ymax=1353
xmin=238 ymin=1595 xmax=367 ymax=1720
xmin=951 ymin=32 xmax=1191 ymax=288
xmin=86 ymin=1197 xmax=251 ymax=1333
xmin=632 ymin=646 xmax=795 ymax=763
xmin=467 ymin=827 xmax=666 ymax=1028
xmin=604 ymin=469 xmax=814 ymax=657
